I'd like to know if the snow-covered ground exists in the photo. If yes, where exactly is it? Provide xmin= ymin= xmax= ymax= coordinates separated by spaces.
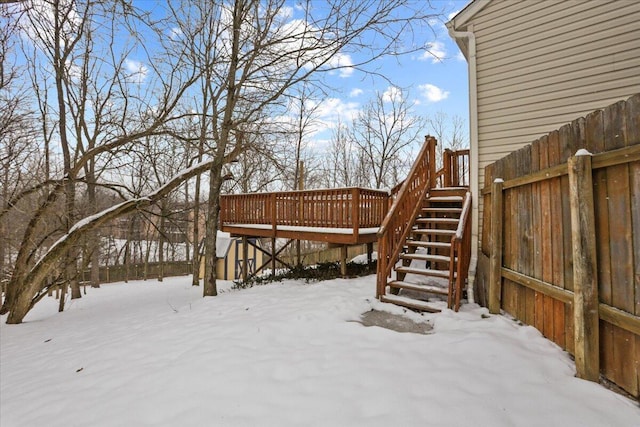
xmin=1 ymin=275 xmax=639 ymax=427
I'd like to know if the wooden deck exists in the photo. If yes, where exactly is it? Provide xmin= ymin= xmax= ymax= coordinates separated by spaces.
xmin=220 ymin=187 xmax=389 ymax=244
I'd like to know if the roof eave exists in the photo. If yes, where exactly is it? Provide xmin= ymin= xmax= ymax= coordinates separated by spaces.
xmin=445 ymin=0 xmax=492 ymax=59
xmin=447 ymin=0 xmax=492 ymax=29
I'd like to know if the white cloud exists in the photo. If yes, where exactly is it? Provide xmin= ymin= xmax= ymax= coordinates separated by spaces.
xmin=328 ymin=53 xmax=354 ymax=78
xmin=382 ymin=86 xmax=402 ymax=103
xmin=16 ymin=0 xmax=81 ymax=51
xmin=169 ymin=27 xmax=183 ymax=41
xmin=419 ymin=41 xmax=446 ymax=64
xmin=418 ymin=84 xmax=449 ymax=103
xmin=315 ymin=97 xmax=360 ymax=124
xmin=276 ymin=5 xmax=294 ymax=21
xmin=349 ymin=88 xmax=363 ymax=98
xmin=124 ymin=59 xmax=149 ymax=84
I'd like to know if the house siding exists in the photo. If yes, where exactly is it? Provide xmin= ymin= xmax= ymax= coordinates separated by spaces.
xmin=459 ymin=0 xmax=640 ymax=236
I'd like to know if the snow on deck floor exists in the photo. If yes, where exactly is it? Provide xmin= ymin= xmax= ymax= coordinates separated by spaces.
xmin=1 ymin=276 xmax=639 ymax=427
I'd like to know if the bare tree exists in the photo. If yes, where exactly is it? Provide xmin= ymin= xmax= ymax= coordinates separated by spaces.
xmin=320 ymin=119 xmax=364 ymax=188
xmin=426 ymin=111 xmax=468 ymax=162
xmin=0 ymin=4 xmax=39 ymax=291
xmin=349 ymin=88 xmax=425 ymax=189
xmin=1 ymin=0 xmax=203 ymax=323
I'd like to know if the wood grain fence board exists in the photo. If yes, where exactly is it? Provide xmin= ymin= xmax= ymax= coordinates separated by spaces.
xmin=510 ymin=150 xmax=522 ymax=319
xmin=590 ymin=108 xmax=616 ymax=384
xmin=625 ymin=95 xmax=640 ymax=319
xmin=536 ymin=135 xmax=554 ymax=341
xmin=513 ymin=149 xmax=522 ymax=321
xmin=518 ymin=146 xmax=535 ymax=325
xmin=604 ymin=100 xmax=638 ymax=395
xmin=606 ymin=165 xmax=633 ymax=313
xmin=514 ymin=147 xmax=526 ymax=323
xmin=504 ymin=158 xmax=517 ymax=317
xmin=605 ymin=101 xmax=633 ymax=314
xmin=586 ymin=109 xmax=606 ymax=155
xmin=561 ymin=124 xmax=576 ymax=353
xmin=633 ymin=163 xmax=640 ymax=318
xmin=549 ymin=130 xmax=567 ymax=348
xmin=482 ymin=163 xmax=496 ymax=256
xmin=605 ymin=101 xmax=628 ymax=151
xmin=531 ymin=139 xmax=545 ymax=333
xmin=626 ymin=96 xmax=639 ymax=387
xmin=561 ymin=124 xmax=577 ymax=294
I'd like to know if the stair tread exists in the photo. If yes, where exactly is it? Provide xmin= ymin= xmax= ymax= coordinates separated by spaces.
xmin=412 ymin=228 xmax=456 ymax=235
xmin=427 ymin=196 xmax=463 ymax=202
xmin=422 ymin=207 xmax=463 ymax=212
xmin=400 ymin=253 xmax=451 ymax=263
xmin=406 ymin=240 xmax=451 ymax=249
xmin=388 ymin=280 xmax=449 ymax=295
xmin=380 ymin=294 xmax=442 ymax=313
xmin=416 ymin=218 xmax=460 ymax=224
xmin=396 ymin=266 xmax=453 ymax=278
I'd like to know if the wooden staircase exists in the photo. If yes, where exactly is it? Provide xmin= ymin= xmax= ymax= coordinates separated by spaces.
xmin=380 ymin=188 xmax=468 ymax=313
xmin=376 ymin=135 xmax=471 ymax=313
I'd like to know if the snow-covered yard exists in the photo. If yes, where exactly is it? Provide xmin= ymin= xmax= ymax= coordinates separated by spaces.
xmin=1 ymin=275 xmax=639 ymax=427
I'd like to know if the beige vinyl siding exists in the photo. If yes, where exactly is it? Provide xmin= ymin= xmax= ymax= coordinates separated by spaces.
xmin=473 ymin=0 xmax=640 ymax=188
xmin=452 ymin=0 xmax=640 ymax=250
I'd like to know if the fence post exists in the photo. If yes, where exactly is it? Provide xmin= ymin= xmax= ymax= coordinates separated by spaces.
xmin=488 ymin=179 xmax=504 ymax=314
xmin=568 ymin=151 xmax=600 ymax=382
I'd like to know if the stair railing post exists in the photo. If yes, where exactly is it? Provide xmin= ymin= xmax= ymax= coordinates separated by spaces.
xmin=444 ymin=149 xmax=452 ymax=187
xmin=488 ymin=179 xmax=504 ymax=314
xmin=427 ymin=136 xmax=437 ymax=190
xmin=351 ymin=187 xmax=359 ymax=238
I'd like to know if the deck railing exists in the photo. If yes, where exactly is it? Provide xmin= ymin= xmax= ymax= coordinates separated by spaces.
xmin=376 ymin=136 xmax=437 ymax=297
xmin=436 ymin=148 xmax=470 ymax=188
xmin=220 ymin=187 xmax=389 ymax=233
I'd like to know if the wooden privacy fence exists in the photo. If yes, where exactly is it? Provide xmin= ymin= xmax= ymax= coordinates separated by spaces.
xmin=479 ymin=94 xmax=640 ymax=397
xmin=90 ymin=261 xmax=192 ymax=284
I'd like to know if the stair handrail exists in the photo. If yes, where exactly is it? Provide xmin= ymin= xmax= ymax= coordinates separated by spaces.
xmin=453 ymin=191 xmax=472 ymax=240
xmin=448 ymin=191 xmax=472 ymax=310
xmin=376 ymin=135 xmax=437 ymax=297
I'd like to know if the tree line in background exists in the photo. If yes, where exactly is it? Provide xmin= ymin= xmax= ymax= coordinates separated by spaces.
xmin=0 ymin=0 xmax=466 ymax=324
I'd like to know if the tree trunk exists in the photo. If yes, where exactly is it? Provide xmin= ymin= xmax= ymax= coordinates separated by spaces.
xmin=158 ymin=202 xmax=166 ymax=282
xmin=58 ymin=282 xmax=67 ymax=312
xmin=191 ymin=173 xmax=202 ymax=286
xmin=203 ymin=171 xmax=223 ymax=297
xmin=87 ymin=163 xmax=101 ymax=288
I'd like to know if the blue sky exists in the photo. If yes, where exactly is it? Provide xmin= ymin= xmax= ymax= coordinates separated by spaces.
xmin=301 ymin=0 xmax=473 ymax=148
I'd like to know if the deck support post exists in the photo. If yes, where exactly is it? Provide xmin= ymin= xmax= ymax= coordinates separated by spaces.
xmin=271 ymin=238 xmax=276 ymax=275
xmin=340 ymin=245 xmax=348 ymax=277
xmin=366 ymin=242 xmax=373 ymax=268
xmin=241 ymin=236 xmax=248 ymax=281
xmin=488 ymin=178 xmax=504 ymax=314
xmin=568 ymin=152 xmax=600 ymax=382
